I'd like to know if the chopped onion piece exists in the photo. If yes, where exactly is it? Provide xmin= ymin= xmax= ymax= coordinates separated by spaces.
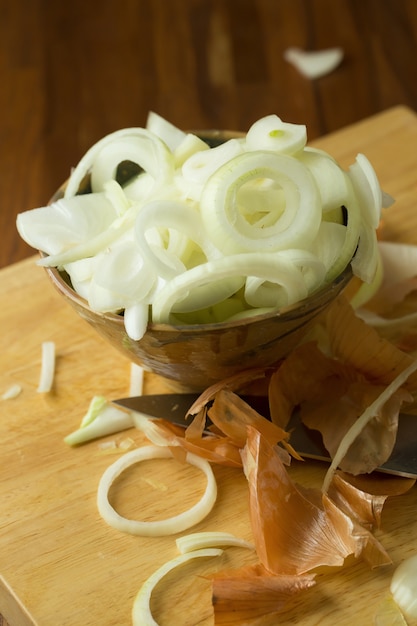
xmin=123 ymin=303 xmax=150 ymax=341
xmin=173 ymin=133 xmax=210 ymax=169
xmin=146 ymin=110 xmax=187 ymax=151
xmin=151 ymin=252 xmax=309 ymax=324
xmin=37 ymin=341 xmax=55 ymax=393
xmin=349 ymin=153 xmax=382 ymax=229
xmin=176 ymin=531 xmax=255 ymax=553
xmin=2 ymin=383 xmax=22 ymax=400
xmin=64 ymin=399 xmax=134 ymax=446
xmin=129 ymin=363 xmax=144 ymax=396
xmin=132 ymin=548 xmax=223 ymax=626
xmin=80 ymin=395 xmax=108 ymax=427
xmin=64 ymin=127 xmax=174 ymax=198
xmin=16 ymin=193 xmax=118 ymax=257
xmin=182 ymin=138 xmax=244 ymax=185
xmin=97 ymin=446 xmax=217 ymax=536
xmin=284 ymin=46 xmax=343 ymax=79
xmin=390 ymin=554 xmax=417 ymax=619
xmin=245 ymin=114 xmax=307 ymax=155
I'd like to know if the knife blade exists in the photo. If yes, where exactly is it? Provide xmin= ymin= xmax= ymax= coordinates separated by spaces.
xmin=113 ymin=393 xmax=417 ymax=479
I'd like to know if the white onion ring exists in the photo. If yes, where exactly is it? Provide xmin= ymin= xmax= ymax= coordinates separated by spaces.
xmin=97 ymin=445 xmax=217 ymax=536
xmin=64 ymin=128 xmax=173 ymax=198
xmin=151 ymin=251 xmax=308 ymax=323
xmin=200 ymin=151 xmax=322 ymax=254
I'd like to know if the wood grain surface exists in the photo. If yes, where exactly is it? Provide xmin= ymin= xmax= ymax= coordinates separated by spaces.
xmin=1 ymin=0 xmax=417 ymax=269
xmin=1 ymin=105 xmax=417 ymax=626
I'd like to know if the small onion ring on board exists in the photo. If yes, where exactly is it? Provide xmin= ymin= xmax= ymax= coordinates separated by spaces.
xmin=97 ymin=445 xmax=217 ymax=536
xmin=131 ymin=548 xmax=223 ymax=626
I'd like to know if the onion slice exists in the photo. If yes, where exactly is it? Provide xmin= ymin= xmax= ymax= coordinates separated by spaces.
xmin=131 ymin=548 xmax=223 ymax=626
xmin=97 ymin=445 xmax=217 ymax=536
xmin=284 ymin=46 xmax=343 ymax=79
xmin=2 ymin=383 xmax=22 ymax=400
xmin=37 ymin=341 xmax=56 ymax=393
xmin=200 ymin=150 xmax=322 ymax=255
xmin=176 ymin=531 xmax=255 ymax=553
xmin=390 ymin=554 xmax=417 ymax=619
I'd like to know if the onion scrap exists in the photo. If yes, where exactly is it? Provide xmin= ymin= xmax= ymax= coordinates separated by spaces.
xmin=2 ymin=383 xmax=22 ymax=400
xmin=37 ymin=340 xmax=56 ymax=393
xmin=390 ymin=554 xmax=417 ymax=619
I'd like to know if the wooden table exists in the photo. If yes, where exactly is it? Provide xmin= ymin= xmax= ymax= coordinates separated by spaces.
xmin=1 ymin=106 xmax=417 ymax=625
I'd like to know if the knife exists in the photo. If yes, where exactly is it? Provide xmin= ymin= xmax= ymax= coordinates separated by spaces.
xmin=114 ymin=393 xmax=417 ymax=479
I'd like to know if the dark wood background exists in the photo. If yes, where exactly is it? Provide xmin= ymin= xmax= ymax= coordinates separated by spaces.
xmin=1 ymin=0 xmax=417 ymax=272
xmin=0 ymin=1 xmax=417 ymax=624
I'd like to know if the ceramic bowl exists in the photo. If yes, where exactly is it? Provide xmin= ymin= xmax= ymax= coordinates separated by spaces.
xmin=42 ymin=131 xmax=352 ymax=391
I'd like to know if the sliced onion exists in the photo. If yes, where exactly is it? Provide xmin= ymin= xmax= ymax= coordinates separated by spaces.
xmin=97 ymin=445 xmax=217 ymax=536
xmin=350 ymin=219 xmax=380 ymax=284
xmin=146 ymin=110 xmax=187 ymax=151
xmin=64 ymin=128 xmax=174 ymax=199
xmin=176 ymin=531 xmax=255 ymax=553
xmin=245 ymin=114 xmax=307 ymax=155
xmin=348 ymin=153 xmax=382 ymax=229
xmin=131 ymin=548 xmax=222 ymax=626
xmin=390 ymin=554 xmax=417 ymax=619
xmin=299 ymin=149 xmax=351 ymax=213
xmin=88 ymin=237 xmax=156 ymax=310
xmin=64 ymin=400 xmax=134 ymax=446
xmin=324 ymin=181 xmax=362 ymax=282
xmin=37 ymin=202 xmax=141 ymax=268
xmin=134 ymin=200 xmax=219 ymax=279
xmin=200 ymin=151 xmax=322 ymax=255
xmin=173 ymin=133 xmax=210 ymax=168
xmin=244 ymin=249 xmax=325 ymax=308
xmin=37 ymin=341 xmax=56 ymax=393
xmin=151 ymin=251 xmax=309 ymax=324
xmin=2 ymin=383 xmax=22 ymax=400
xmin=129 ymin=363 xmax=144 ymax=396
xmin=17 ymin=193 xmax=118 ymax=257
xmin=284 ymin=46 xmax=343 ymax=79
xmin=123 ymin=303 xmax=150 ymax=341
xmin=182 ymin=138 xmax=244 ymax=185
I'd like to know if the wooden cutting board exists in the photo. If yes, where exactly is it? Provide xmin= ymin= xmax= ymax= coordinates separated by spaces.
xmin=2 ymin=106 xmax=417 ymax=626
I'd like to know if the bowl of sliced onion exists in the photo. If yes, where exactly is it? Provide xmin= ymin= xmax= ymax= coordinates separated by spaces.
xmin=17 ymin=112 xmax=384 ymax=390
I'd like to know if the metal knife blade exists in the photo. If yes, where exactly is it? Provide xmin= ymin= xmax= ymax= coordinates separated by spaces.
xmin=113 ymin=394 xmax=417 ymax=478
